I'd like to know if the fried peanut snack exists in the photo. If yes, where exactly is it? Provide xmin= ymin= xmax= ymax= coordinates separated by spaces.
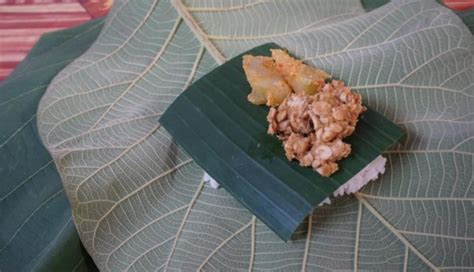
xmin=267 ymin=80 xmax=366 ymax=176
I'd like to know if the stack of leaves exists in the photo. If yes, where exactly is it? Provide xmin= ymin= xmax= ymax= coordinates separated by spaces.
xmin=1 ymin=0 xmax=473 ymax=271
xmin=0 ymin=20 xmax=103 ymax=271
xmin=36 ymin=0 xmax=474 ymax=270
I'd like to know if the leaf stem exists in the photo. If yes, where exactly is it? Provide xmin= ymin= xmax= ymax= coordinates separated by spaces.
xmin=164 ymin=180 xmax=205 ymax=271
xmin=356 ymin=194 xmax=440 ymax=272
xmin=248 ymin=216 xmax=256 ymax=272
xmin=353 ymin=201 xmax=362 ymax=272
xmin=171 ymin=0 xmax=226 ymax=64
xmin=301 ymin=212 xmax=313 ymax=272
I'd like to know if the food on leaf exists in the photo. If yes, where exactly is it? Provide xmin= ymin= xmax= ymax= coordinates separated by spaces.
xmin=243 ymin=48 xmax=365 ymax=177
xmin=271 ymin=49 xmax=330 ymax=95
xmin=162 ymin=43 xmax=405 ymax=241
xmin=242 ymin=55 xmax=292 ymax=106
xmin=267 ymin=80 xmax=366 ymax=176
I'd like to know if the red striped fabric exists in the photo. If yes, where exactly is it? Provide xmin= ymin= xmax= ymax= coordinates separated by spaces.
xmin=0 ymin=0 xmax=469 ymax=81
xmin=0 ymin=0 xmax=110 ymax=81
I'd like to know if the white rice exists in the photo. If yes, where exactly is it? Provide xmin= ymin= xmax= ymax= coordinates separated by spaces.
xmin=319 ymin=155 xmax=386 ymax=205
xmin=203 ymin=155 xmax=387 ymax=205
xmin=204 ymin=172 xmax=221 ymax=189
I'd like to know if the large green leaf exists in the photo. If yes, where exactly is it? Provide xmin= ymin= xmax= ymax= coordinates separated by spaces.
xmin=361 ymin=0 xmax=390 ymax=11
xmin=38 ymin=0 xmax=473 ymax=271
xmin=161 ymin=43 xmax=404 ymax=241
xmin=0 ymin=19 xmax=103 ymax=272
xmin=457 ymin=9 xmax=474 ymax=33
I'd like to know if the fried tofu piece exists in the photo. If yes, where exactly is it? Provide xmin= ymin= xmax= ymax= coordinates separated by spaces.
xmin=242 ymin=55 xmax=292 ymax=106
xmin=271 ymin=49 xmax=330 ymax=95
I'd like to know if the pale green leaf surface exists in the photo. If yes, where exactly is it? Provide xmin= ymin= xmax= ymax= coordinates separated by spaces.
xmin=37 ymin=0 xmax=473 ymax=271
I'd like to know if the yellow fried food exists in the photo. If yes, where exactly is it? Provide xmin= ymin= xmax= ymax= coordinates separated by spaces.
xmin=271 ymin=49 xmax=330 ymax=95
xmin=242 ymin=55 xmax=292 ymax=106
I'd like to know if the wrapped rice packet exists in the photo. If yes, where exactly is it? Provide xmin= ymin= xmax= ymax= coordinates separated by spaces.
xmin=161 ymin=43 xmax=404 ymax=241
xmin=203 ymin=155 xmax=386 ymax=206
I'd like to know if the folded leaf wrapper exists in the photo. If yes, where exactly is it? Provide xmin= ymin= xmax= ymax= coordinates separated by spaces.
xmin=161 ymin=43 xmax=404 ymax=241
